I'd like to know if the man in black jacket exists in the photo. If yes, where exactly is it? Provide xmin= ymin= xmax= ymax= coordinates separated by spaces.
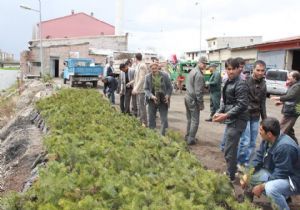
xmin=238 ymin=60 xmax=267 ymax=168
xmin=213 ymin=58 xmax=249 ymax=181
xmin=271 ymin=71 xmax=300 ymax=143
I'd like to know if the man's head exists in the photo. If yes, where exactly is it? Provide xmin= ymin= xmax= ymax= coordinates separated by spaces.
xmin=252 ymin=60 xmax=266 ymax=80
xmin=198 ymin=56 xmax=209 ymax=70
xmin=150 ymin=62 xmax=160 ymax=75
xmin=135 ymin=53 xmax=143 ymax=61
xmin=259 ymin=117 xmax=280 ymax=142
xmin=208 ymin=64 xmax=217 ymax=73
xmin=119 ymin=63 xmax=128 ymax=73
xmin=236 ymin=57 xmax=245 ymax=74
xmin=225 ymin=58 xmax=240 ymax=80
xmin=109 ymin=61 xmax=114 ymax=66
xmin=286 ymin=71 xmax=300 ymax=86
xmin=125 ymin=59 xmax=132 ymax=67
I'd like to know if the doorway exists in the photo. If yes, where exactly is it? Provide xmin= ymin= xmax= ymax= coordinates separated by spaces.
xmin=50 ymin=57 xmax=60 ymax=77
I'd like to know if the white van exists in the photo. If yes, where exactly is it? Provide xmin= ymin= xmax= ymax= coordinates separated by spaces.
xmin=265 ymin=69 xmax=288 ymax=95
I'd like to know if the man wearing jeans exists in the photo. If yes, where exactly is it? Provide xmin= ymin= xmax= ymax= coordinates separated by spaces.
xmin=213 ymin=58 xmax=249 ymax=181
xmin=240 ymin=117 xmax=300 ymax=210
xmin=238 ymin=60 xmax=267 ymax=168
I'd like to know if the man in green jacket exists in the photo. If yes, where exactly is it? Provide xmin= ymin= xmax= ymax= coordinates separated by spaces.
xmin=206 ymin=64 xmax=221 ymax=121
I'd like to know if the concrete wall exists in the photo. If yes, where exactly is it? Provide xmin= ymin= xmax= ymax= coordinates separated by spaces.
xmin=257 ymin=50 xmax=286 ymax=69
xmin=231 ymin=48 xmax=257 ymax=63
xmin=207 ymin=36 xmax=262 ymax=50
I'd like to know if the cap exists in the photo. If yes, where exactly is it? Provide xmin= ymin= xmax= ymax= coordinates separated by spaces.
xmin=198 ymin=56 xmax=209 ymax=64
xmin=208 ymin=63 xmax=218 ymax=68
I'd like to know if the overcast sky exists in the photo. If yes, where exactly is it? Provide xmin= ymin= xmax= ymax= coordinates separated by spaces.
xmin=1 ymin=0 xmax=300 ymax=59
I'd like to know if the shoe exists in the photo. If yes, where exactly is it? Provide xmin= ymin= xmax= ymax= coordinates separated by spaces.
xmin=286 ymin=196 xmax=292 ymax=204
xmin=187 ymin=140 xmax=196 ymax=145
xmin=205 ymin=118 xmax=212 ymax=122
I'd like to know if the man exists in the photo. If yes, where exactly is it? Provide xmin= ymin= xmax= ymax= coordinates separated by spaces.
xmin=102 ymin=76 xmax=118 ymax=104
xmin=240 ymin=117 xmax=300 ymax=210
xmin=206 ymin=64 xmax=221 ymax=122
xmin=220 ymin=57 xmax=246 ymax=151
xmin=132 ymin=53 xmax=148 ymax=126
xmin=185 ymin=56 xmax=208 ymax=145
xmin=119 ymin=63 xmax=134 ymax=114
xmin=144 ymin=62 xmax=173 ymax=135
xmin=213 ymin=58 xmax=249 ymax=181
xmin=271 ymin=71 xmax=300 ymax=143
xmin=237 ymin=60 xmax=267 ymax=168
xmin=106 ymin=60 xmax=115 ymax=77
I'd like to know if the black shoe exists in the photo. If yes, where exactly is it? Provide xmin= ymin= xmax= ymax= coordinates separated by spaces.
xmin=187 ymin=140 xmax=196 ymax=145
xmin=205 ymin=118 xmax=212 ymax=122
xmin=286 ymin=196 xmax=292 ymax=204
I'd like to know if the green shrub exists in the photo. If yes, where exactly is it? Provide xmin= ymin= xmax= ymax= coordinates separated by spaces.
xmin=0 ymin=89 xmax=258 ymax=210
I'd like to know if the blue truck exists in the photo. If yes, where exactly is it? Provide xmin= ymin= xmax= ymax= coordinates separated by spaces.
xmin=63 ymin=58 xmax=103 ymax=87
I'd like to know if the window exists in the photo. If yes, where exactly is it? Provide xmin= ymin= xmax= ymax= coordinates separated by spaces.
xmin=32 ymin=62 xmax=41 ymax=67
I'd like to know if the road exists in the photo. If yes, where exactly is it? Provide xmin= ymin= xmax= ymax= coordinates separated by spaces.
xmin=0 ymin=70 xmax=19 ymax=90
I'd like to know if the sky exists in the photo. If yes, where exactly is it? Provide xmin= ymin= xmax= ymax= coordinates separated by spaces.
xmin=1 ymin=0 xmax=300 ymax=59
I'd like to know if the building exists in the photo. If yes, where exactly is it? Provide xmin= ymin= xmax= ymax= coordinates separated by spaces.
xmin=21 ymin=11 xmax=128 ymax=77
xmin=207 ymin=36 xmax=262 ymax=51
xmin=184 ymin=50 xmax=207 ymax=61
xmin=256 ymin=36 xmax=300 ymax=71
xmin=36 ymin=11 xmax=115 ymax=40
xmin=0 ymin=50 xmax=14 ymax=62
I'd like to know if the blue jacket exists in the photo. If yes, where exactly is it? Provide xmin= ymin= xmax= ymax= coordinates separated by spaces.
xmin=251 ymin=134 xmax=300 ymax=192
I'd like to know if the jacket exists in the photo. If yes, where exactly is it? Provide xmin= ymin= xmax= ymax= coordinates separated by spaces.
xmin=251 ymin=134 xmax=300 ymax=193
xmin=144 ymin=71 xmax=173 ymax=102
xmin=185 ymin=66 xmax=205 ymax=107
xmin=120 ymin=68 xmax=135 ymax=95
xmin=208 ymin=70 xmax=221 ymax=93
xmin=218 ymin=76 xmax=249 ymax=123
xmin=280 ymin=81 xmax=300 ymax=117
xmin=246 ymin=76 xmax=267 ymax=120
xmin=133 ymin=62 xmax=148 ymax=93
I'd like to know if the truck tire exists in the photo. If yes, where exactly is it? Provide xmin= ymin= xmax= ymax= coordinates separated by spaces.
xmin=92 ymin=81 xmax=98 ymax=88
xmin=70 ymin=76 xmax=74 ymax=87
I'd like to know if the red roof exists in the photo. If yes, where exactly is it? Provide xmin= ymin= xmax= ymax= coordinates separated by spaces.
xmin=39 ymin=12 xmax=115 ymax=39
xmin=256 ymin=36 xmax=300 ymax=51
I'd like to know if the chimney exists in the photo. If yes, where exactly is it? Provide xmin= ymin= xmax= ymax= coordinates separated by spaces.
xmin=115 ymin=0 xmax=124 ymax=35
xmin=90 ymin=12 xmax=94 ymax=17
xmin=71 ymin=10 xmax=74 ymax=15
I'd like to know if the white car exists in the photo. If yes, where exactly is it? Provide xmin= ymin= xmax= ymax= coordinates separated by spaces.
xmin=265 ymin=69 xmax=288 ymax=95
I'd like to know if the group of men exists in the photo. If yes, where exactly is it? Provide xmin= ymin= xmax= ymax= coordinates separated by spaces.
xmin=102 ymin=53 xmax=173 ymax=136
xmin=206 ymin=57 xmax=300 ymax=210
xmin=102 ymin=53 xmax=300 ymax=209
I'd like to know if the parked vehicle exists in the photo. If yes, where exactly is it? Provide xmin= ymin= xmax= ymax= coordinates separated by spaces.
xmin=265 ymin=69 xmax=288 ymax=95
xmin=63 ymin=58 xmax=103 ymax=87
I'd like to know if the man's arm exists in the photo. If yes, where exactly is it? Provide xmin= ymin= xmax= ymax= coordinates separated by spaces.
xmin=209 ymin=71 xmax=221 ymax=86
xmin=280 ymin=85 xmax=300 ymax=101
xmin=194 ymin=72 xmax=205 ymax=105
xmin=133 ymin=64 xmax=147 ymax=92
xmin=260 ymin=84 xmax=267 ymax=119
xmin=144 ymin=74 xmax=153 ymax=99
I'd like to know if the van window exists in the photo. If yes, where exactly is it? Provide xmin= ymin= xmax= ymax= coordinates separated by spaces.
xmin=266 ymin=71 xmax=287 ymax=81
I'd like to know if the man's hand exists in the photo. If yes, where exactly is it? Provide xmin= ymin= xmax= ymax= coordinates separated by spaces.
xmin=252 ymin=184 xmax=265 ymax=197
xmin=198 ymin=103 xmax=204 ymax=111
xmin=212 ymin=113 xmax=228 ymax=122
xmin=132 ymin=90 xmax=137 ymax=95
xmin=151 ymin=95 xmax=158 ymax=104
xmin=240 ymin=174 xmax=248 ymax=189
xmin=164 ymin=95 xmax=170 ymax=104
